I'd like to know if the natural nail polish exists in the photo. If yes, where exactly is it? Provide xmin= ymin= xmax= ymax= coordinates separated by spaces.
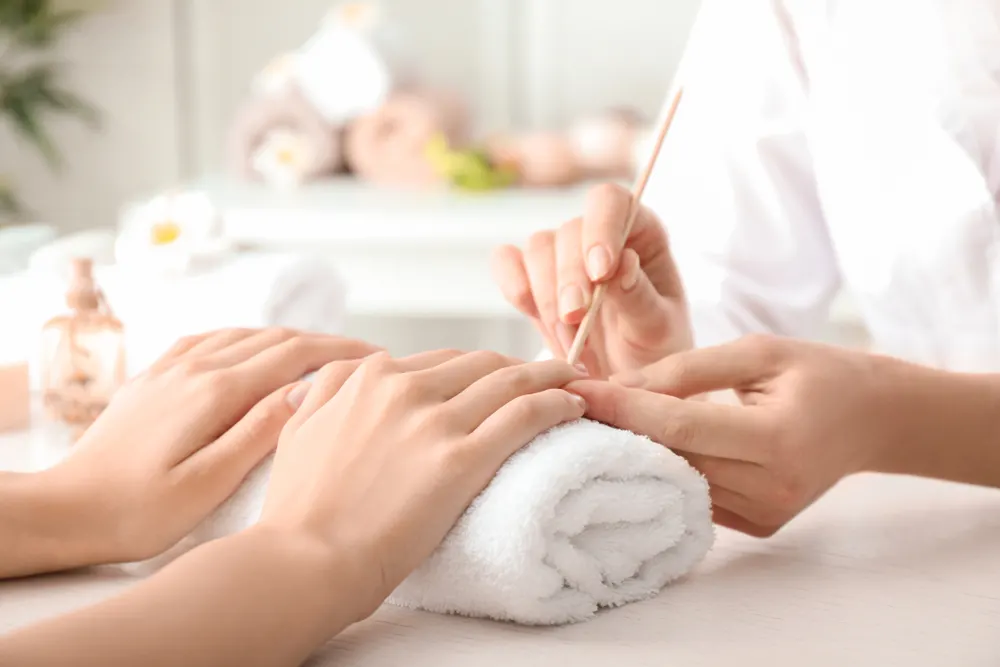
xmin=620 ymin=262 xmax=640 ymax=292
xmin=587 ymin=245 xmax=612 ymax=281
xmin=559 ymin=285 xmax=587 ymax=318
xmin=285 ymin=382 xmax=311 ymax=410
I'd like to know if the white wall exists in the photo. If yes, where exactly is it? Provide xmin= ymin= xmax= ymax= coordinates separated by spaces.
xmin=0 ymin=0 xmax=701 ymax=233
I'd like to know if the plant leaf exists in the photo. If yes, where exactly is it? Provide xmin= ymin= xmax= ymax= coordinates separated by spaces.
xmin=0 ymin=180 xmax=23 ymax=220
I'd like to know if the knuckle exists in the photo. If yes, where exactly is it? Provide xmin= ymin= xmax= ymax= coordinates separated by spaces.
xmin=175 ymin=357 xmax=211 ymax=377
xmin=506 ymin=393 xmax=546 ymax=423
xmin=316 ymin=358 xmax=357 ymax=384
xmin=278 ymin=334 xmax=312 ymax=356
xmin=659 ymin=412 xmax=698 ymax=449
xmin=270 ymin=327 xmax=298 ymax=341
xmin=200 ymin=368 xmax=235 ymax=397
xmin=174 ymin=334 xmax=202 ymax=350
xmin=739 ymin=334 xmax=784 ymax=366
xmin=359 ymin=351 xmax=393 ymax=374
xmin=469 ymin=349 xmax=509 ymax=368
xmin=500 ymin=364 xmax=538 ymax=394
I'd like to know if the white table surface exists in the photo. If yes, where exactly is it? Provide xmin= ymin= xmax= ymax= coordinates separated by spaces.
xmin=2 ymin=419 xmax=998 ymax=666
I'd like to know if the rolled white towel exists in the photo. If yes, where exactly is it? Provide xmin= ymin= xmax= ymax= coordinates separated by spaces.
xmin=187 ymin=418 xmax=715 ymax=625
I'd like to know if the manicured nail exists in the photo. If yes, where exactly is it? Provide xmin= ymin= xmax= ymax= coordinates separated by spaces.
xmin=611 ymin=371 xmax=646 ymax=388
xmin=558 ymin=285 xmax=588 ymax=318
xmin=586 ymin=245 xmax=612 ymax=281
xmin=285 ymin=382 xmax=311 ymax=410
xmin=620 ymin=260 xmax=640 ymax=292
xmin=569 ymin=392 xmax=588 ymax=412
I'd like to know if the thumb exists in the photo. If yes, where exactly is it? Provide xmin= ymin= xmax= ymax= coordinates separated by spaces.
xmin=610 ymin=338 xmax=778 ymax=397
xmin=603 ymin=248 xmax=682 ymax=349
xmin=178 ymin=382 xmax=304 ymax=494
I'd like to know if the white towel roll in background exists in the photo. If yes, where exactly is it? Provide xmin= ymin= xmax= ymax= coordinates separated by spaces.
xmin=181 ymin=418 xmax=715 ymax=626
xmin=2 ymin=253 xmax=347 ymax=382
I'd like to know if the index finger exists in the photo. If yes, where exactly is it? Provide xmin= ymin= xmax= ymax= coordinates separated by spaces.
xmin=611 ymin=336 xmax=785 ymax=398
xmin=581 ymin=183 xmax=662 ymax=282
xmin=232 ymin=334 xmax=381 ymax=392
xmin=567 ymin=379 xmax=767 ymax=462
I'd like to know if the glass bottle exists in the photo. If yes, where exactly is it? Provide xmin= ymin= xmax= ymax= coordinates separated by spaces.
xmin=41 ymin=258 xmax=126 ymax=431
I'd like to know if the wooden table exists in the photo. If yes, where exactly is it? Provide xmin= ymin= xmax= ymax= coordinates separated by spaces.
xmin=2 ymin=423 xmax=998 ymax=666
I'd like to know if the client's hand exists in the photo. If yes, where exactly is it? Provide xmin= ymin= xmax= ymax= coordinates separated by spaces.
xmin=569 ymin=336 xmax=1000 ymax=537
xmin=258 ymin=350 xmax=587 ymax=619
xmin=46 ymin=328 xmax=379 ymax=565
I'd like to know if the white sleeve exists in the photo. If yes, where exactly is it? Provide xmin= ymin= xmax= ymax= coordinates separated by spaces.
xmin=642 ymin=0 xmax=841 ymax=348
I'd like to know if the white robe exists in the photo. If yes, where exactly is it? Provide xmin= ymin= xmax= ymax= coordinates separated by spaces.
xmin=646 ymin=0 xmax=1000 ymax=371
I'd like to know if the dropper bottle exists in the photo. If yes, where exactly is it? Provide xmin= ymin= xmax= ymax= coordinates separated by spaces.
xmin=40 ymin=258 xmax=126 ymax=431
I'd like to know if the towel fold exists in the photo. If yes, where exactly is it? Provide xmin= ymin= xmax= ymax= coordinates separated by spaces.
xmin=191 ymin=418 xmax=714 ymax=625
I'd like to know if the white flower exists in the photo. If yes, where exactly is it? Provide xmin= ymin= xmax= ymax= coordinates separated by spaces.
xmin=252 ymin=53 xmax=298 ymax=97
xmin=115 ymin=191 xmax=224 ymax=275
xmin=294 ymin=5 xmax=392 ymax=124
xmin=251 ymin=128 xmax=313 ymax=189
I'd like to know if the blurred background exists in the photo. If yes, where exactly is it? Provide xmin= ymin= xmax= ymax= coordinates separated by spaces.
xmin=0 ymin=0 xmax=718 ymax=367
xmin=0 ymin=0 xmax=864 ymax=421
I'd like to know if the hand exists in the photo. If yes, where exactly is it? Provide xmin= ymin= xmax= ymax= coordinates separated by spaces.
xmin=257 ymin=350 xmax=588 ymax=618
xmin=491 ymin=182 xmax=692 ymax=378
xmin=570 ymin=336 xmax=939 ymax=537
xmin=46 ymin=328 xmax=380 ymax=565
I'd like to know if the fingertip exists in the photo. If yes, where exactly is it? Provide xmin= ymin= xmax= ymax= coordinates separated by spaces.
xmin=284 ymin=381 xmax=312 ymax=411
xmin=586 ymin=244 xmax=614 ymax=282
xmin=618 ymin=249 xmax=642 ymax=292
xmin=567 ymin=390 xmax=587 ymax=414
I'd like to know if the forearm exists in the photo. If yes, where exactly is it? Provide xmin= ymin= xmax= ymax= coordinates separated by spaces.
xmin=0 ymin=526 xmax=374 ymax=667
xmin=871 ymin=359 xmax=1000 ymax=487
xmin=0 ymin=469 xmax=103 ymax=579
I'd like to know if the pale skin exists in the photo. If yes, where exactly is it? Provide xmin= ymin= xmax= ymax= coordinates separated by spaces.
xmin=494 ymin=182 xmax=1000 ymax=536
xmin=0 ymin=327 xmax=380 ymax=579
xmin=0 ymin=340 xmax=587 ymax=666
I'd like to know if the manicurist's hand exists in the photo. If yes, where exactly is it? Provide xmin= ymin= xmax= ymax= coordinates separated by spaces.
xmin=570 ymin=335 xmax=1000 ymax=537
xmin=491 ymin=183 xmax=692 ymax=378
xmin=258 ymin=350 xmax=588 ymax=617
xmin=1 ymin=328 xmax=379 ymax=578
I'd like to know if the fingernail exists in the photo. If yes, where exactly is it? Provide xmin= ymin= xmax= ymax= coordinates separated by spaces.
xmin=620 ymin=260 xmax=640 ymax=292
xmin=569 ymin=392 xmax=588 ymax=412
xmin=558 ymin=285 xmax=587 ymax=318
xmin=573 ymin=363 xmax=590 ymax=375
xmin=586 ymin=245 xmax=612 ymax=281
xmin=285 ymin=382 xmax=311 ymax=410
xmin=611 ymin=371 xmax=646 ymax=388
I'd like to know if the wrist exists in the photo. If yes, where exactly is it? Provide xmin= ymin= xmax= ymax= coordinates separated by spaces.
xmin=0 ymin=467 xmax=106 ymax=578
xmin=866 ymin=356 xmax=1000 ymax=486
xmin=242 ymin=523 xmax=385 ymax=624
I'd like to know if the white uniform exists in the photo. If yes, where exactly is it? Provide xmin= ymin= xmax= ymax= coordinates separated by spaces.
xmin=647 ymin=0 xmax=1000 ymax=371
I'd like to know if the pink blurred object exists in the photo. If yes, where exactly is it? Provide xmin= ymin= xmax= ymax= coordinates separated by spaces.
xmin=486 ymin=132 xmax=581 ymax=188
xmin=228 ymin=85 xmax=343 ymax=183
xmin=344 ymin=88 xmax=469 ymax=186
xmin=567 ymin=108 xmax=644 ymax=178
